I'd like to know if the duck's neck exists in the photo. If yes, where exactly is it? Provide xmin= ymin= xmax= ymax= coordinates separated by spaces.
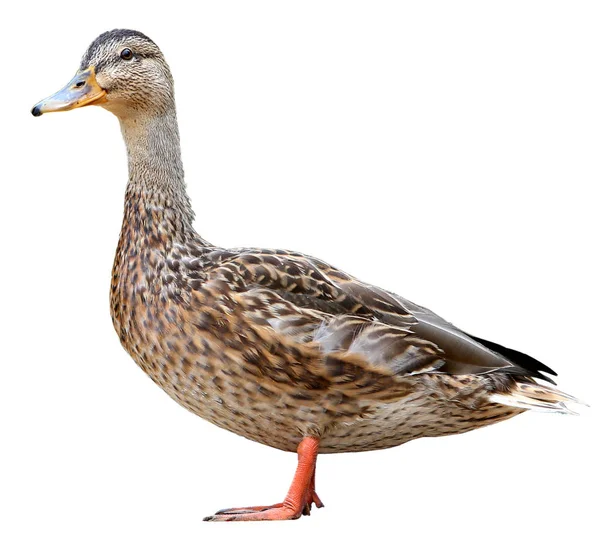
xmin=119 ymin=108 xmax=196 ymax=242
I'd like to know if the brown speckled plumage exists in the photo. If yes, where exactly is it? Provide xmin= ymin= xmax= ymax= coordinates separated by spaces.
xmin=33 ymin=29 xmax=581 ymax=521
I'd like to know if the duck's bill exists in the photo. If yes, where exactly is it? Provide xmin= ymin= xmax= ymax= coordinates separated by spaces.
xmin=31 ymin=66 xmax=106 ymax=117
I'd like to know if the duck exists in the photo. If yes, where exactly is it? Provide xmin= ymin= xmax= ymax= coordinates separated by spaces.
xmin=31 ymin=29 xmax=582 ymax=522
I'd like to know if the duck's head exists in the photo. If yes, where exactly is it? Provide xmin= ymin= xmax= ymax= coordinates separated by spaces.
xmin=32 ymin=29 xmax=174 ymax=119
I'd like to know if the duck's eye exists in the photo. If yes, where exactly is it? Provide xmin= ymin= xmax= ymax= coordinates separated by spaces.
xmin=120 ymin=48 xmax=133 ymax=60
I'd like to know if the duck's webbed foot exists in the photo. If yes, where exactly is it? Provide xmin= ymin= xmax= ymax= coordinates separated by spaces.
xmin=203 ymin=437 xmax=324 ymax=522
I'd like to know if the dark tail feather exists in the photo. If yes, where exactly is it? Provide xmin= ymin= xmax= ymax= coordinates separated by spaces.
xmin=468 ymin=334 xmax=558 ymax=383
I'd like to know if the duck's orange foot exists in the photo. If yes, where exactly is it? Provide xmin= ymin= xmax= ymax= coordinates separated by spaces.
xmin=204 ymin=501 xmax=319 ymax=522
xmin=204 ymin=490 xmax=324 ymax=522
xmin=203 ymin=437 xmax=324 ymax=522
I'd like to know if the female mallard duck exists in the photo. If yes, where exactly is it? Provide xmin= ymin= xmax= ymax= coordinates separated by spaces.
xmin=32 ymin=29 xmax=581 ymax=521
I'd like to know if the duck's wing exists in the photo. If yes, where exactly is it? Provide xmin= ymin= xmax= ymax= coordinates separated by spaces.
xmin=386 ymin=294 xmax=557 ymax=381
xmin=203 ymin=248 xmax=556 ymax=387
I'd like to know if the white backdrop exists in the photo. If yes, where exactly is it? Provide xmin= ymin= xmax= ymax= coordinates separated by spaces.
xmin=2 ymin=1 xmax=598 ymax=557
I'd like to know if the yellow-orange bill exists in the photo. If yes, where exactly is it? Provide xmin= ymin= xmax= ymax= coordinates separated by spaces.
xmin=31 ymin=66 xmax=106 ymax=116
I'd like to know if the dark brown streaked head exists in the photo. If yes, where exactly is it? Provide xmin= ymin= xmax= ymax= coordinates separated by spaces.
xmin=31 ymin=29 xmax=175 ymax=119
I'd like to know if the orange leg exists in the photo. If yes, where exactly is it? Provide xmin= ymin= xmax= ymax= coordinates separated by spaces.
xmin=204 ymin=437 xmax=324 ymax=522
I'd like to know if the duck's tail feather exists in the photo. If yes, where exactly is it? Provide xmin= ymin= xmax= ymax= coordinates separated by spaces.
xmin=489 ymin=382 xmax=587 ymax=415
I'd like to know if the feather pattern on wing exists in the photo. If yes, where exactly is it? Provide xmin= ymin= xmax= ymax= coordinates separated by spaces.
xmin=194 ymin=247 xmax=555 ymax=391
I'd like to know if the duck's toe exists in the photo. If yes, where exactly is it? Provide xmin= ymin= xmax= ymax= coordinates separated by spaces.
xmin=204 ymin=503 xmax=301 ymax=522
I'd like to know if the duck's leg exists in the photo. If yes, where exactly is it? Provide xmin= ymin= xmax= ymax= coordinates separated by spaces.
xmin=204 ymin=436 xmax=324 ymax=522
